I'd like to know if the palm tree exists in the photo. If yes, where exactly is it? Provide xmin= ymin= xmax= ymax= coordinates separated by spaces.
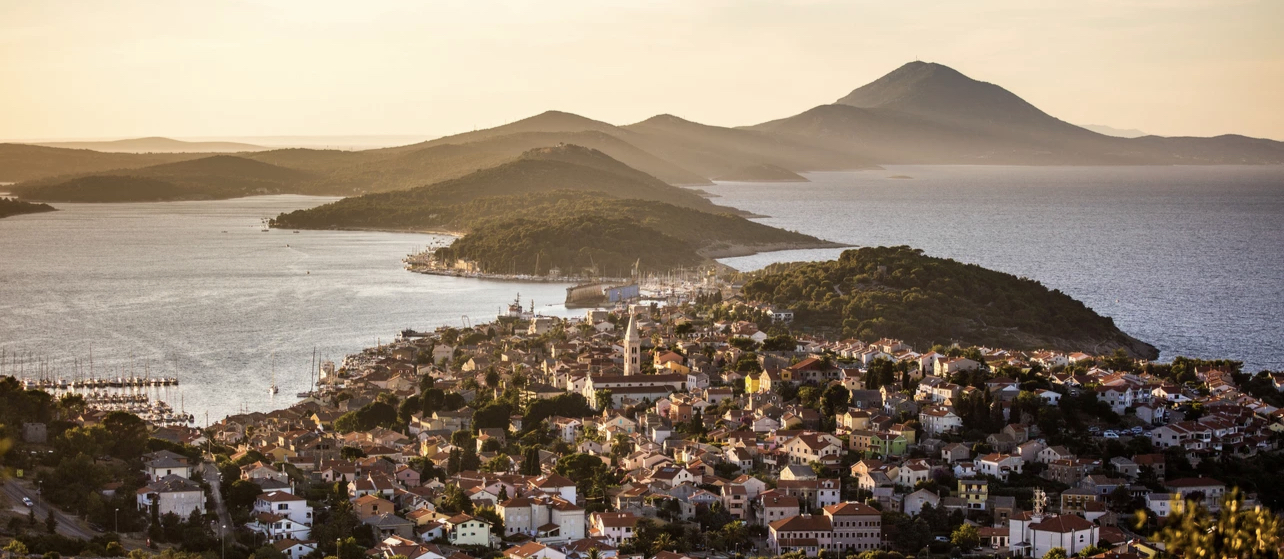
xmin=652 ymin=533 xmax=676 ymax=555
xmin=586 ymin=548 xmax=600 ymax=559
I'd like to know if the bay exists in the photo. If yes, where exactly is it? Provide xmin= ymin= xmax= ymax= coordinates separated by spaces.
xmin=0 ymin=196 xmax=576 ymax=422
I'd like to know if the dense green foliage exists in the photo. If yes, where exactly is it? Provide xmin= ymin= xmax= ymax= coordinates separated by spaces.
xmin=0 ymin=197 xmax=56 ymax=218
xmin=1150 ymin=489 xmax=1281 ymax=558
xmin=274 ymin=157 xmax=828 ymax=275
xmin=742 ymin=246 xmax=1158 ymax=356
xmin=437 ymin=213 xmax=704 ymax=276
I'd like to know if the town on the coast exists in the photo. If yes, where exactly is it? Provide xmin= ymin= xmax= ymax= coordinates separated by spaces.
xmin=2 ymin=289 xmax=1281 ymax=559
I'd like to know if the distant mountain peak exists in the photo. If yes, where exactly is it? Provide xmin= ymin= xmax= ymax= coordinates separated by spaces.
xmin=835 ymin=61 xmax=1075 ymax=132
xmin=509 ymin=110 xmax=615 ymax=131
xmin=636 ymin=114 xmax=694 ymax=126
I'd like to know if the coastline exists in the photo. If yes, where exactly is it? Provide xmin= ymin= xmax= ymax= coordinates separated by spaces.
xmin=697 ymin=240 xmax=854 ymax=259
xmin=280 ymin=224 xmax=852 ymax=282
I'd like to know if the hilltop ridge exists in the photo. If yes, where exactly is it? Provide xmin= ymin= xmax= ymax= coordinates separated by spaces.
xmin=743 ymin=246 xmax=1159 ymax=357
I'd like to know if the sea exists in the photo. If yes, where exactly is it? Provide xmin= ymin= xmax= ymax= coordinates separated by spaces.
xmin=710 ymin=165 xmax=1284 ymax=374
xmin=0 ymin=195 xmax=576 ymax=422
xmin=0 ymin=165 xmax=1281 ymax=422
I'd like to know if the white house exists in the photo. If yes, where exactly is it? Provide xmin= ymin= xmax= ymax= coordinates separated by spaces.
xmin=444 ymin=514 xmax=492 ymax=547
xmin=1010 ymin=514 xmax=1099 ymax=558
xmin=272 ymin=539 xmax=317 ymax=559
xmin=978 ymin=454 xmax=1025 ymax=481
xmin=249 ymin=491 xmax=314 ymax=541
xmin=589 ymin=512 xmax=639 ymax=546
xmin=499 ymin=496 xmax=586 ymax=543
xmin=143 ymin=451 xmax=193 ymax=481
xmin=919 ymin=406 xmax=963 ymax=436
xmin=136 ymin=475 xmax=205 ymax=519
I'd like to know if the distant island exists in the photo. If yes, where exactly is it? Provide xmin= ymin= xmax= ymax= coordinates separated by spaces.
xmin=715 ymin=163 xmax=809 ymax=183
xmin=742 ymin=246 xmax=1159 ymax=358
xmin=34 ymin=136 xmax=267 ymax=154
xmin=272 ymin=145 xmax=844 ymax=276
xmin=0 ymin=197 xmax=56 ymax=219
xmin=10 ymin=155 xmax=318 ymax=202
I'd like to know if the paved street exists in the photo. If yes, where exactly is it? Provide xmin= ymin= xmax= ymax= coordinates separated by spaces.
xmin=1 ymin=478 xmax=99 ymax=540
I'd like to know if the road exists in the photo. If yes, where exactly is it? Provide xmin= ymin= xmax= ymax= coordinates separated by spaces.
xmin=202 ymin=461 xmax=233 ymax=537
xmin=1 ymin=478 xmax=99 ymax=540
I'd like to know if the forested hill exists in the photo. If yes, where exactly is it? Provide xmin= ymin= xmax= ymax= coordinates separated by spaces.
xmin=0 ymin=197 xmax=56 ymax=219
xmin=272 ymin=147 xmax=842 ymax=275
xmin=742 ymin=246 xmax=1159 ymax=358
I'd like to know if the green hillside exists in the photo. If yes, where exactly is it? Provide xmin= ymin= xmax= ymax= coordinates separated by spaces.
xmin=742 ymin=246 xmax=1159 ymax=357
xmin=434 ymin=214 xmax=706 ymax=276
xmin=0 ymin=197 xmax=56 ymax=219
xmin=272 ymin=146 xmax=839 ymax=275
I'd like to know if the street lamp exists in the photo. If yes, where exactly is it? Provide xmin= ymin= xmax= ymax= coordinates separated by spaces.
xmin=115 ymin=508 xmax=119 ymax=534
xmin=221 ymin=524 xmax=227 ymax=559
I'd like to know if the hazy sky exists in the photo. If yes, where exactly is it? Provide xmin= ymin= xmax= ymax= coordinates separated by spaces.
xmin=3 ymin=0 xmax=1282 ymax=141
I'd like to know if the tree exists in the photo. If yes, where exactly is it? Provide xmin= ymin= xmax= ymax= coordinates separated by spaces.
xmin=473 ymin=403 xmax=512 ymax=431
xmin=440 ymin=484 xmax=473 ymax=515
xmin=102 ymin=411 xmax=149 ymax=459
xmin=226 ymin=480 xmax=264 ymax=512
xmin=45 ymin=510 xmax=58 ymax=534
xmin=595 ymin=390 xmax=614 ymax=412
xmin=336 ymin=537 xmax=365 ymax=559
xmin=1150 ymin=488 xmax=1281 ymax=559
xmin=1076 ymin=545 xmax=1107 ymax=557
xmin=1041 ymin=548 xmax=1067 ymax=559
xmin=473 ymin=505 xmax=504 ymax=536
xmin=651 ymin=532 xmax=675 ymax=556
xmin=253 ymin=544 xmax=285 ymax=559
xmin=949 ymin=524 xmax=979 ymax=551
xmin=4 ymin=540 xmax=29 ymax=554
xmin=521 ymin=447 xmax=542 ymax=476
xmin=821 ymin=384 xmax=850 ymax=416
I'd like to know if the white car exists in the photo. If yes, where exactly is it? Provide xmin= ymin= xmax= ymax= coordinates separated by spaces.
xmin=1103 ymin=431 xmax=1119 ymax=439
xmin=22 ymin=497 xmax=34 ymax=507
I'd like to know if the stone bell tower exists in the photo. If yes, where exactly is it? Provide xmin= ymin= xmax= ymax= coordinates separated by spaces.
xmin=623 ymin=313 xmax=641 ymax=376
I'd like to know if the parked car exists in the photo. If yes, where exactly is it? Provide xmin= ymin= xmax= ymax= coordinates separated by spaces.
xmin=22 ymin=497 xmax=34 ymax=507
xmin=1103 ymin=431 xmax=1119 ymax=439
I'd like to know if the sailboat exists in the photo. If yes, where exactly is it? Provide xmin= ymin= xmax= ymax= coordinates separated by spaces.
xmin=268 ymin=354 xmax=279 ymax=395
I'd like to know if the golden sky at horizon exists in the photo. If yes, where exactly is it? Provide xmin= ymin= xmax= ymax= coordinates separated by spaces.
xmin=3 ymin=0 xmax=1282 ymax=141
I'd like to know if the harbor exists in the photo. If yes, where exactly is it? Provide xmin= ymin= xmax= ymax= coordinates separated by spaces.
xmin=2 ymin=350 xmax=193 ymax=426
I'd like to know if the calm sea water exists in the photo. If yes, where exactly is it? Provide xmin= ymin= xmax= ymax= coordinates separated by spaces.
xmin=713 ymin=166 xmax=1284 ymax=372
xmin=2 ymin=167 xmax=1281 ymax=421
xmin=0 ymin=196 xmax=576 ymax=422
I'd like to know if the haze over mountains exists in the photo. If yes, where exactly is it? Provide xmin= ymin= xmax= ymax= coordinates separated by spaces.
xmin=5 ymin=61 xmax=1282 ymax=203
xmin=33 ymin=137 xmax=267 ymax=154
